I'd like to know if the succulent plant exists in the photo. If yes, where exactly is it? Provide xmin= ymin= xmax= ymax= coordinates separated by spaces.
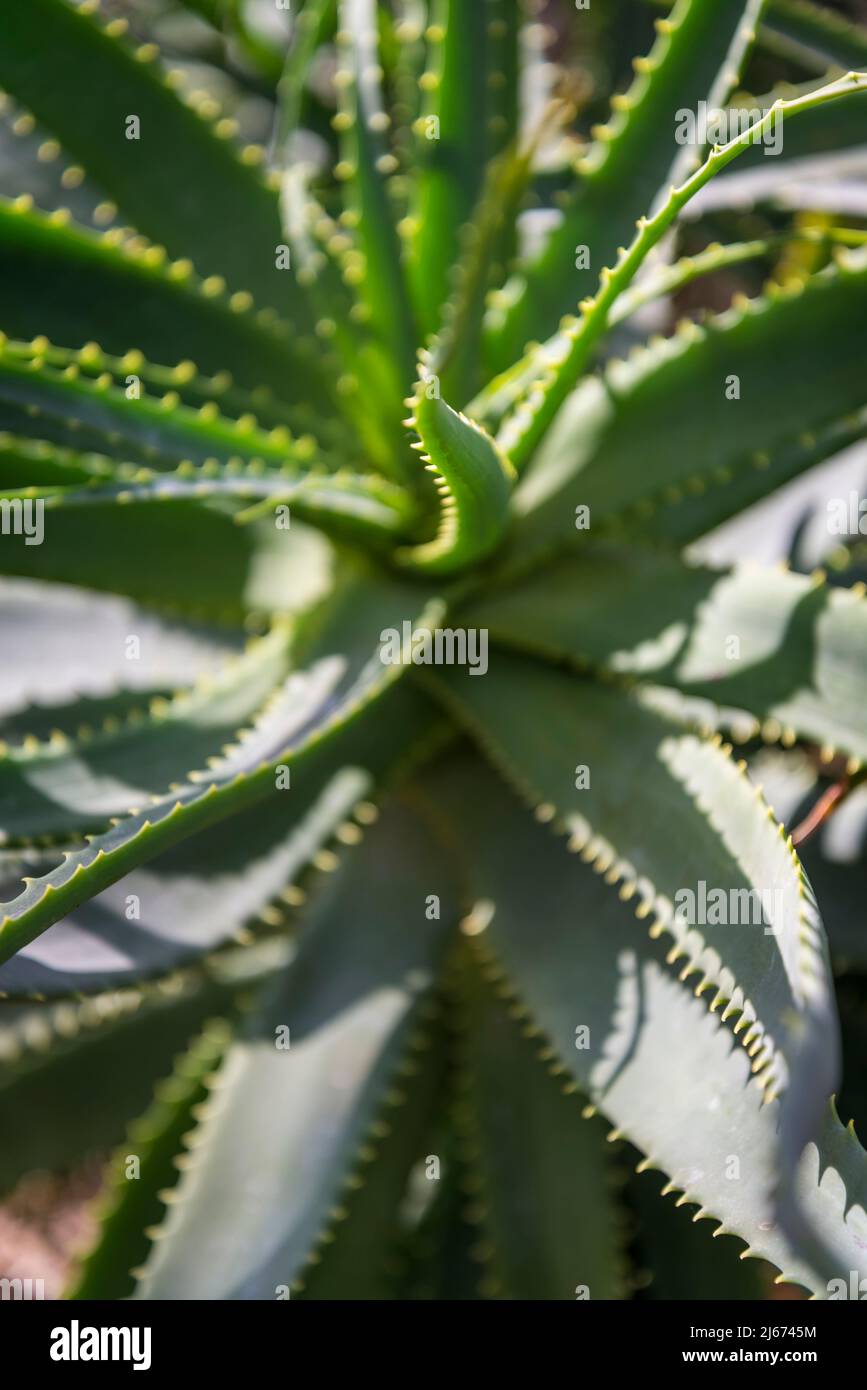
xmin=1 ymin=0 xmax=867 ymax=1302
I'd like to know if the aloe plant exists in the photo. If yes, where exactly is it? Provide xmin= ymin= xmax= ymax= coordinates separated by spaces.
xmin=1 ymin=0 xmax=867 ymax=1302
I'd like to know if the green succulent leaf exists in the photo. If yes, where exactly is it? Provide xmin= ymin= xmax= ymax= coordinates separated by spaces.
xmin=699 ymin=83 xmax=867 ymax=201
xmin=0 ymin=339 xmax=329 ymax=472
xmin=426 ymin=755 xmax=864 ymax=1295
xmin=0 ymin=201 xmax=333 ymax=418
xmin=0 ymin=683 xmax=434 ymax=1000
xmin=132 ymin=795 xmax=457 ymax=1299
xmin=0 ymin=946 xmax=268 ymax=1194
xmin=429 ymin=652 xmax=838 ymax=1114
xmin=495 ymin=73 xmax=867 ymax=470
xmin=397 ymin=1144 xmax=484 ymax=1300
xmin=471 ymin=228 xmax=867 ymax=435
xmin=0 ymin=0 xmax=302 ymax=317
xmin=468 ymin=543 xmax=867 ymax=767
xmin=333 ymin=0 xmax=416 ymax=376
xmin=0 ymin=575 xmax=445 ymax=965
xmin=448 ymin=943 xmax=627 ymax=1300
xmin=296 ymin=1019 xmax=445 ymax=1300
xmin=0 ymin=579 xmax=239 ymax=720
xmin=274 ymin=0 xmax=338 ymax=156
xmin=746 ymin=747 xmax=867 ymax=971
xmin=67 ymin=1018 xmax=234 ymax=1300
xmin=0 ymin=623 xmax=295 ymax=843
xmin=0 ymin=502 xmax=334 ymax=620
xmin=629 ymin=1161 xmax=770 ymax=1300
xmin=429 ymin=120 xmax=551 ymax=406
xmin=397 ymin=384 xmax=515 ymax=575
xmin=2 ymin=465 xmax=416 ymax=548
xmin=487 ymin=0 xmax=767 ymax=369
xmin=763 ymin=0 xmax=867 ymax=69
xmin=505 ymin=252 xmax=867 ymax=572
xmin=406 ymin=0 xmax=519 ymax=339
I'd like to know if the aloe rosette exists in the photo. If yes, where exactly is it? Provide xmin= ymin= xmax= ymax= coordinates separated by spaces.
xmin=0 ymin=0 xmax=866 ymax=1300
